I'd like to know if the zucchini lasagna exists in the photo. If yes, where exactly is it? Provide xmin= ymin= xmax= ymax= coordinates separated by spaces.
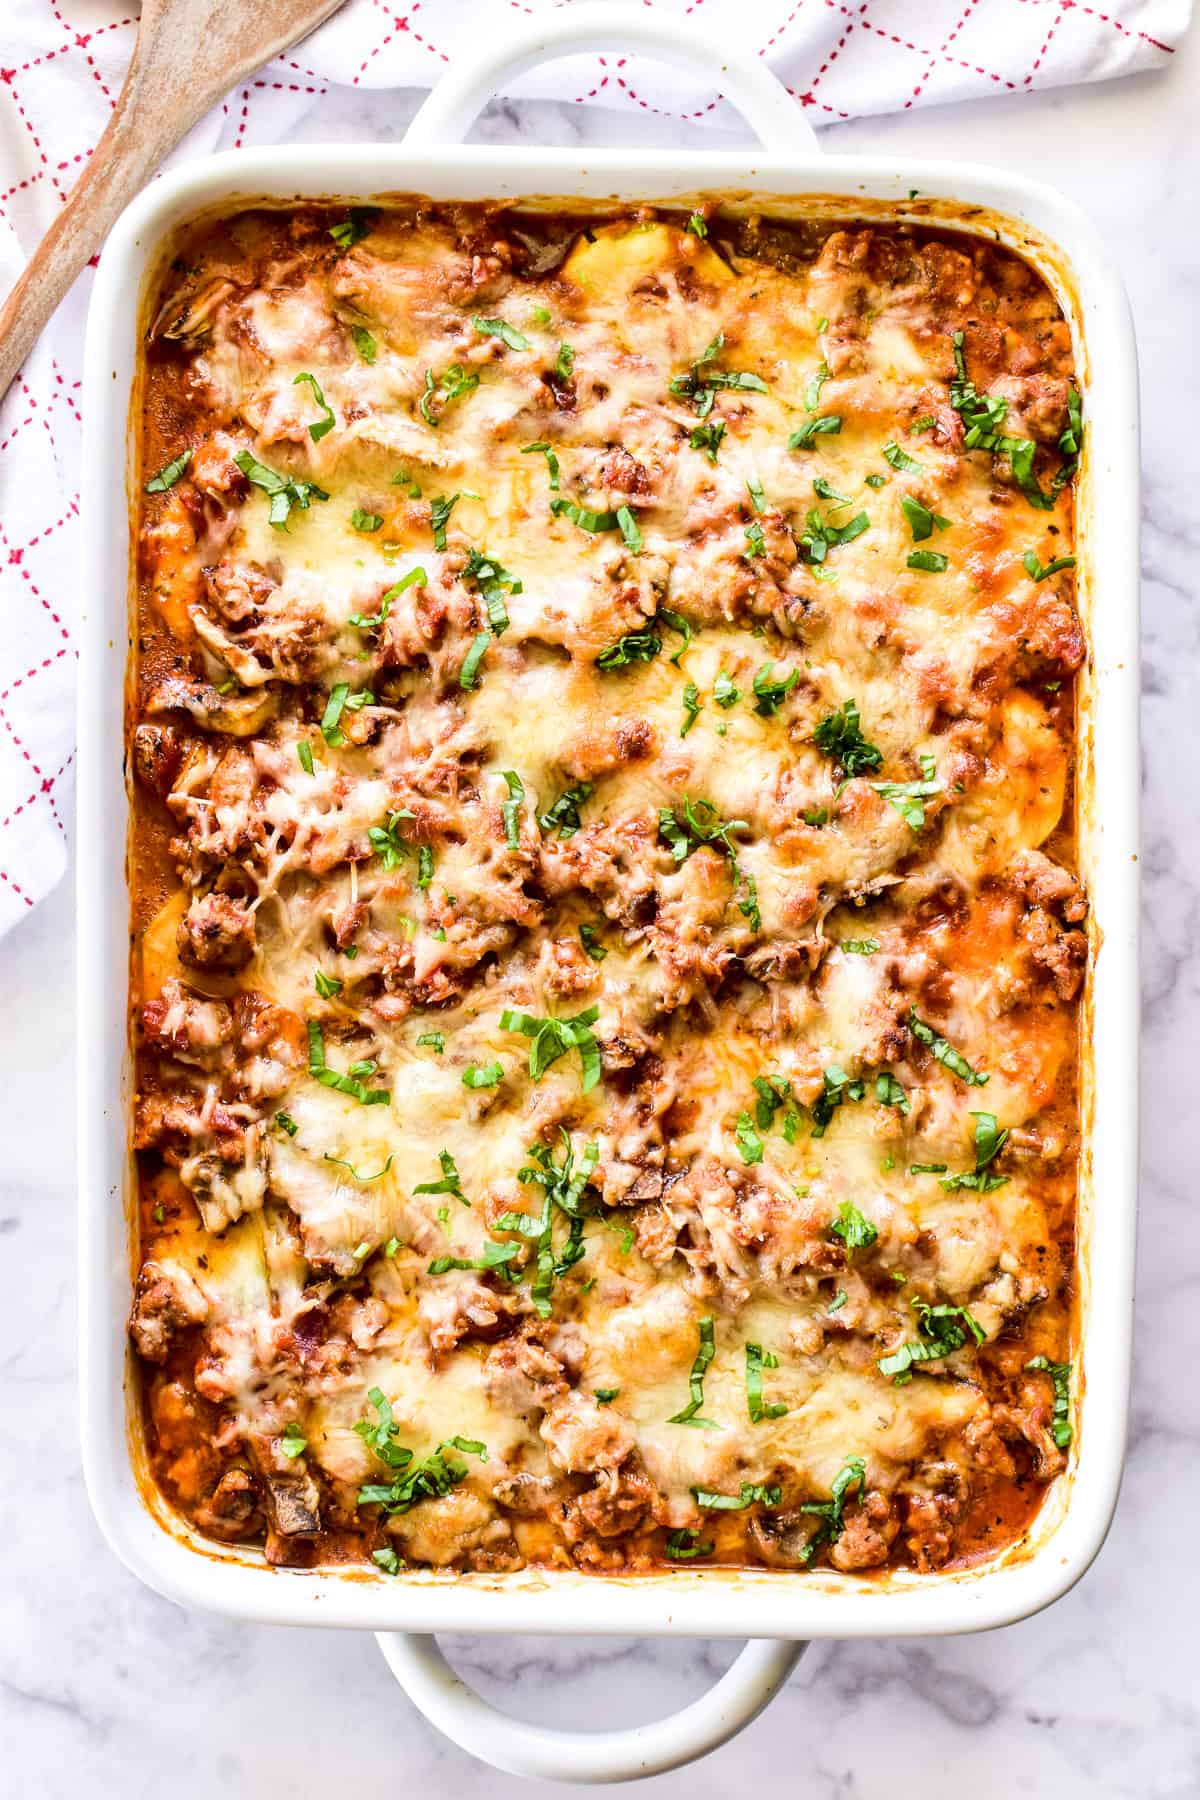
xmin=129 ymin=203 xmax=1086 ymax=1577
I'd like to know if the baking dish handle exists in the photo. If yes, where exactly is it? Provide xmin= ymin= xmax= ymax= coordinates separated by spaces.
xmin=403 ymin=1 xmax=819 ymax=153
xmin=376 ymin=1631 xmax=805 ymax=1783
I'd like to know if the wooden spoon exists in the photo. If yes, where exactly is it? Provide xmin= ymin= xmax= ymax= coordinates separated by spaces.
xmin=0 ymin=0 xmax=346 ymax=402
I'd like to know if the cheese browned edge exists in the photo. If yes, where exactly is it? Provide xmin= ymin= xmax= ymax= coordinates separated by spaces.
xmin=127 ymin=202 xmax=1085 ymax=1579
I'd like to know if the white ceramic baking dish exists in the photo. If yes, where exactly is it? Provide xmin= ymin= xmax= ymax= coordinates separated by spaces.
xmin=76 ymin=5 xmax=1140 ymax=1781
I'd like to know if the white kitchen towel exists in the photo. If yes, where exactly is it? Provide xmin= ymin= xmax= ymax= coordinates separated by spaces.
xmin=0 ymin=0 xmax=1188 ymax=933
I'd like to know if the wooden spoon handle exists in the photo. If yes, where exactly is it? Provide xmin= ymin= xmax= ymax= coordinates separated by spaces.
xmin=0 ymin=32 xmax=186 ymax=402
xmin=0 ymin=0 xmax=346 ymax=402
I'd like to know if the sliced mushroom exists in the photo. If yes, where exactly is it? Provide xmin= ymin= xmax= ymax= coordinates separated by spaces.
xmin=150 ymin=277 xmax=237 ymax=345
xmin=145 ymin=671 xmax=277 ymax=737
xmin=190 ymin=606 xmax=272 ymax=688
xmin=263 ymin=1470 xmax=321 ymax=1538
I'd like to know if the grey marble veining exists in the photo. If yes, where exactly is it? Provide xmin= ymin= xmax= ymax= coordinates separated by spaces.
xmin=3 ymin=28 xmax=1199 ymax=1797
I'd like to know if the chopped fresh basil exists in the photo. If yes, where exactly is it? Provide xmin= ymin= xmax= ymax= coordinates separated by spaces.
xmin=669 ymin=332 xmax=768 ymax=416
xmin=828 ymin=1200 xmax=878 ymax=1252
xmin=746 ymin=1342 xmax=788 ymax=1422
xmin=878 ymin=1299 xmax=986 ymax=1384
xmin=668 ymin=1315 xmax=718 ymax=1428
xmin=828 ymin=1289 xmax=848 ymax=1313
xmin=681 ymin=679 xmax=703 ymax=737
xmin=617 ymin=506 xmax=643 ymax=554
xmin=351 ymin=325 xmax=377 ymax=363
xmin=804 ymin=362 xmax=831 ymax=411
xmin=594 ymin=1387 xmax=620 ymax=1403
xmin=813 ymin=699 xmax=883 ymax=775
xmin=324 ymin=1151 xmax=394 ymax=1183
xmin=746 ymin=476 xmax=767 ymax=515
xmin=908 ymin=1010 xmax=988 ymax=1085
xmin=306 ymin=1021 xmax=389 ymax=1105
xmin=751 ymin=1073 xmax=800 ymax=1141
xmin=547 ymin=345 xmax=572 ymax=387
xmin=463 ymin=546 xmax=521 ymax=635
xmin=900 ymin=495 xmax=951 ymax=542
xmin=658 ymin=608 xmax=693 ymax=664
xmin=812 ymin=475 xmax=853 ymax=505
xmin=233 ymin=450 xmax=328 ymax=531
xmin=368 ymin=807 xmax=415 ymax=870
xmin=666 ymin=1530 xmax=714 ymax=1560
xmin=349 ymin=566 xmax=421 ymax=635
xmin=293 ymin=371 xmax=335 ymax=441
xmin=356 ymin=1393 xmax=486 ymax=1514
xmin=472 ymin=315 xmax=531 ymax=351
xmin=351 ymin=507 xmax=383 ymax=533
xmin=319 ymin=681 xmax=374 ymax=747
xmin=297 ymin=740 xmax=315 ymax=775
xmin=275 ymin=1111 xmax=298 ymax=1137
xmin=429 ymin=492 xmax=458 ymax=551
xmin=414 ymin=1148 xmax=467 ymax=1203
xmin=788 ymin=415 xmax=842 ymax=451
xmin=314 ymin=970 xmax=343 ymax=1000
xmin=328 ymin=208 xmax=378 ymax=249
xmin=416 ymin=844 xmax=434 ymax=890
xmin=841 ymin=938 xmax=879 ymax=955
xmin=420 ymin=364 xmax=479 ymax=426
xmin=500 ymin=769 xmax=525 ymax=848
xmin=521 ymin=440 xmax=561 ymax=490
xmin=533 ymin=786 xmax=590 ymax=846
xmin=658 ymin=795 xmax=747 ymax=866
xmin=500 ymin=1005 xmax=602 ymax=1092
xmin=685 ymin=212 xmax=708 ymax=238
xmin=939 ymin=1110 xmax=1010 ymax=1192
xmin=507 ymin=1131 xmax=599 ymax=1318
xmin=797 ymin=1455 xmax=867 ymax=1564
xmin=280 ymin=1422 xmax=308 ymax=1459
xmin=872 ymin=754 xmax=943 ymax=830
xmin=1026 ymin=1354 xmax=1073 ymax=1448
xmin=744 ymin=519 xmax=766 ymax=558
xmin=798 ymin=506 xmax=870 ymax=565
xmin=550 ymin=496 xmax=617 ymax=534
xmin=690 ymin=419 xmax=726 ymax=463
xmin=597 ymin=626 xmax=661 ymax=670
xmin=579 ymin=922 xmax=607 ymax=962
xmin=875 ymin=1072 xmax=910 ymax=1114
xmin=735 ymin=1111 xmax=765 ymax=1165
xmin=1023 ymin=549 xmax=1077 ymax=582
xmin=372 ymin=1547 xmax=402 ymax=1575
xmin=144 ymin=448 xmax=192 ymax=493
xmin=428 ymin=1241 xmax=520 ymax=1275
xmin=812 ymin=1065 xmax=865 ymax=1138
xmin=802 ymin=806 xmax=828 ymax=827
xmin=949 ymin=329 xmax=1078 ymax=509
xmin=459 ymin=630 xmax=490 ymax=689
xmin=463 ymin=1061 xmax=503 ymax=1089
xmin=738 ymin=871 xmax=762 ymax=933
xmin=883 ymin=441 xmax=923 ymax=473
xmin=693 ymin=1481 xmax=781 ymax=1511
xmin=752 ymin=661 xmax=798 ymax=716
xmin=907 ymin=549 xmax=949 ymax=573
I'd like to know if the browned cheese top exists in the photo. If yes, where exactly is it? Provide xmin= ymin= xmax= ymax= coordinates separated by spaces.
xmin=128 ymin=203 xmax=1084 ymax=1578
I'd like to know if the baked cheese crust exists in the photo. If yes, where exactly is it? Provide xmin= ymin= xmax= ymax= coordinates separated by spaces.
xmin=128 ymin=203 xmax=1084 ymax=1577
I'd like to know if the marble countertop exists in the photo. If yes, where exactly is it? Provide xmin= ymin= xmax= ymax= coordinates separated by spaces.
xmin=4 ymin=30 xmax=1198 ymax=1798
